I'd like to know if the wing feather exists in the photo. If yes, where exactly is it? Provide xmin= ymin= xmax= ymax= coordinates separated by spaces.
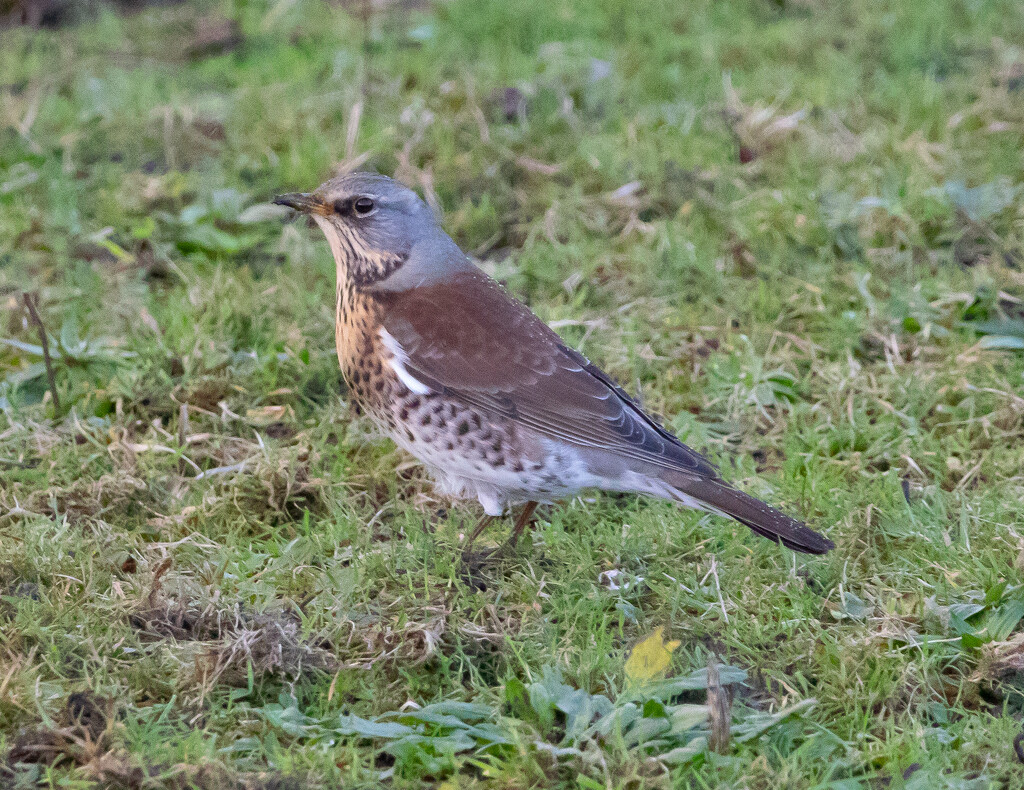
xmin=377 ymin=270 xmax=719 ymax=479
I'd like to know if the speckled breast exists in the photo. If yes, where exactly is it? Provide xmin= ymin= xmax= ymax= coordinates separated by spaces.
xmin=333 ymin=284 xmax=564 ymax=507
xmin=332 ymin=287 xmax=390 ymax=420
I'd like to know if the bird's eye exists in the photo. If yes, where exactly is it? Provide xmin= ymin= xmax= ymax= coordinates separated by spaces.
xmin=353 ymin=197 xmax=375 ymax=216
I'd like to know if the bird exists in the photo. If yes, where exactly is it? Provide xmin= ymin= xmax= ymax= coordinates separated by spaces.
xmin=274 ymin=173 xmax=834 ymax=556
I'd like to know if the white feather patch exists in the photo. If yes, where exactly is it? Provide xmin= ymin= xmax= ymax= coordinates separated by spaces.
xmin=379 ymin=328 xmax=431 ymax=395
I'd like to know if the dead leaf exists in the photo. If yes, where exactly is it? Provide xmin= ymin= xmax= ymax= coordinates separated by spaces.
xmin=245 ymin=405 xmax=289 ymax=425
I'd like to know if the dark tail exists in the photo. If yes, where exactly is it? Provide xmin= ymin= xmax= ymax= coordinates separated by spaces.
xmin=663 ymin=473 xmax=834 ymax=555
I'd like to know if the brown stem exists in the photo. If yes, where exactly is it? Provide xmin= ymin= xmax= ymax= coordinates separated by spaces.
xmin=21 ymin=291 xmax=60 ymax=414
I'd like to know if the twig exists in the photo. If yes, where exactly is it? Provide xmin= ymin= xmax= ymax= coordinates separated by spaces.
xmin=147 ymin=557 xmax=173 ymax=608
xmin=21 ymin=292 xmax=60 ymax=414
xmin=193 ymin=460 xmax=248 ymax=480
xmin=710 ymin=555 xmax=729 ymax=624
xmin=345 ymin=100 xmax=363 ymax=164
xmin=706 ymin=658 xmax=731 ymax=755
xmin=178 ymin=403 xmax=190 ymax=446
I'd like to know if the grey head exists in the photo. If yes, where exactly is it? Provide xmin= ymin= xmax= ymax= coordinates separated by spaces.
xmin=274 ymin=172 xmax=473 ymax=291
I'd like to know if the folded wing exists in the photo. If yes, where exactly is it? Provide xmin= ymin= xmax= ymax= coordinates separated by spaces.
xmin=378 ymin=270 xmax=717 ymax=476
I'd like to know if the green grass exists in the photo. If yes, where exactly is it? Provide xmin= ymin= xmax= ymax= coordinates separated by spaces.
xmin=2 ymin=0 xmax=1024 ymax=787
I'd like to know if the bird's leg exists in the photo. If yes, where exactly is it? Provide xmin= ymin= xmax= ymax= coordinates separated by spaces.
xmin=462 ymin=503 xmax=538 ymax=573
xmin=505 ymin=501 xmax=539 ymax=548
xmin=463 ymin=513 xmax=496 ymax=552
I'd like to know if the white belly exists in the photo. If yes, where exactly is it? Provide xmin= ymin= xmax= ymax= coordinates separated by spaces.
xmin=390 ymin=430 xmax=599 ymax=515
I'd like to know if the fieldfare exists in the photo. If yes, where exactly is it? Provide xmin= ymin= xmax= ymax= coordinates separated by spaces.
xmin=275 ymin=173 xmax=833 ymax=555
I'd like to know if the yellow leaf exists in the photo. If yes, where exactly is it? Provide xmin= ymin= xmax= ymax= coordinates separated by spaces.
xmin=624 ymin=627 xmax=681 ymax=684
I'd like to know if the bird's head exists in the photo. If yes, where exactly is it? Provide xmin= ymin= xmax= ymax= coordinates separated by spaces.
xmin=275 ymin=172 xmax=464 ymax=290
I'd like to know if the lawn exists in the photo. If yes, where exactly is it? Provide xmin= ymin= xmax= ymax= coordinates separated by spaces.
xmin=2 ymin=0 xmax=1024 ymax=787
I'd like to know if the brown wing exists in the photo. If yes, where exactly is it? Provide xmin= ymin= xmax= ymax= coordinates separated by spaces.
xmin=377 ymin=269 xmax=719 ymax=479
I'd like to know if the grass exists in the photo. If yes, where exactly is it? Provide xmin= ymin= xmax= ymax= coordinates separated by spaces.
xmin=1 ymin=0 xmax=1024 ymax=786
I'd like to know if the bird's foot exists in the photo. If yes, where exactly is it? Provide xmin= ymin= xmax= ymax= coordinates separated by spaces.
xmin=460 ymin=544 xmax=499 ymax=566
xmin=459 ymin=538 xmax=530 ymax=588
xmin=459 ymin=546 xmax=499 ymax=589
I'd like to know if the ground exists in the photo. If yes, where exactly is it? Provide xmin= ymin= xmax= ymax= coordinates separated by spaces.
xmin=1 ymin=0 xmax=1024 ymax=787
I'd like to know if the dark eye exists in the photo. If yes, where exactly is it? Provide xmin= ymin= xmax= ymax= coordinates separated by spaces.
xmin=353 ymin=197 xmax=375 ymax=216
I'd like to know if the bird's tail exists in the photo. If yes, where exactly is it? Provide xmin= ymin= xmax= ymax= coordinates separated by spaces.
xmin=656 ymin=471 xmax=834 ymax=555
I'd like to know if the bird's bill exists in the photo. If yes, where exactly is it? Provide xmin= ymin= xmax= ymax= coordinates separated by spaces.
xmin=273 ymin=192 xmax=326 ymax=214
